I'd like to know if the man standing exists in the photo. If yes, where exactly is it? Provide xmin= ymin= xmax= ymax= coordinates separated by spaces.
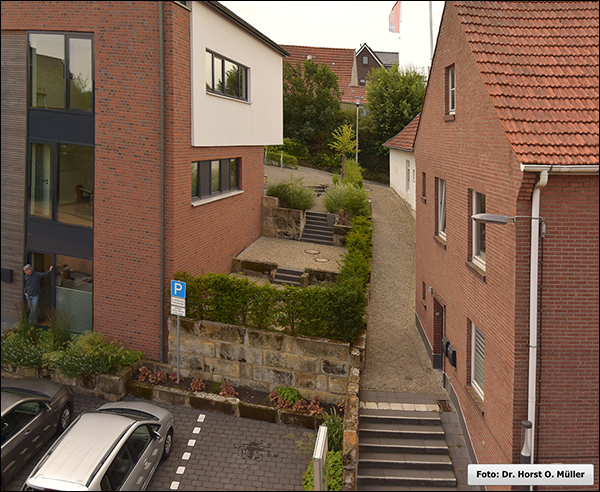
xmin=23 ymin=263 xmax=53 ymax=326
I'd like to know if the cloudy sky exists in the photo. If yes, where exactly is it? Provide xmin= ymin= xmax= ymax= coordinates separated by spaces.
xmin=220 ymin=1 xmax=446 ymax=72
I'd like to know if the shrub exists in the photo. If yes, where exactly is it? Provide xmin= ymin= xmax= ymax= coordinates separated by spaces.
xmin=1 ymin=330 xmax=47 ymax=369
xmin=275 ymin=386 xmax=303 ymax=405
xmin=265 ymin=150 xmax=298 ymax=169
xmin=322 ymin=183 xmax=371 ymax=218
xmin=322 ymin=408 xmax=344 ymax=452
xmin=311 ymin=151 xmax=340 ymax=170
xmin=342 ymin=158 xmax=364 ymax=187
xmin=266 ymin=177 xmax=316 ymax=210
xmin=190 ymin=378 xmax=205 ymax=392
xmin=219 ymin=380 xmax=238 ymax=398
xmin=302 ymin=451 xmax=343 ymax=491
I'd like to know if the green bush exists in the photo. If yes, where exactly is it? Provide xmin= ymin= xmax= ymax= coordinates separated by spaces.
xmin=311 ymin=151 xmax=340 ymax=170
xmin=1 ymin=330 xmax=48 ymax=369
xmin=302 ymin=451 xmax=343 ymax=491
xmin=342 ymin=158 xmax=364 ymax=188
xmin=323 ymin=409 xmax=344 ymax=453
xmin=265 ymin=150 xmax=298 ymax=169
xmin=267 ymin=177 xmax=316 ymax=210
xmin=275 ymin=386 xmax=303 ymax=405
xmin=322 ymin=183 xmax=371 ymax=218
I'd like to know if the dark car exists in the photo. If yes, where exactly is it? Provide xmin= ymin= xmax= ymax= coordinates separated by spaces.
xmin=1 ymin=378 xmax=74 ymax=490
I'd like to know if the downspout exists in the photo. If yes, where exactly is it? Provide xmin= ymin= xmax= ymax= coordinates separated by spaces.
xmin=527 ymin=169 xmax=548 ymax=466
xmin=159 ymin=1 xmax=165 ymax=362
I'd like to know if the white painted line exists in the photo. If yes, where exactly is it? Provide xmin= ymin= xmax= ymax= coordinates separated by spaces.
xmin=390 ymin=403 xmax=403 ymax=411
xmin=415 ymin=404 xmax=428 ymax=411
xmin=197 ymin=414 xmax=205 ymax=422
xmin=182 ymin=452 xmax=191 ymax=460
xmin=187 ymin=439 xmax=196 ymax=447
xmin=176 ymin=466 xmax=186 ymax=475
xmin=359 ymin=401 xmax=366 ymax=409
xmin=377 ymin=402 xmax=391 ymax=410
xmin=427 ymin=404 xmax=439 ymax=412
xmin=402 ymin=403 xmax=416 ymax=411
xmin=192 ymin=427 xmax=201 ymax=434
xmin=170 ymin=482 xmax=180 ymax=490
xmin=365 ymin=402 xmax=377 ymax=409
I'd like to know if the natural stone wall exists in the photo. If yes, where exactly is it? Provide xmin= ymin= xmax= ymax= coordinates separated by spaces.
xmin=168 ymin=317 xmax=351 ymax=405
xmin=262 ymin=195 xmax=306 ymax=240
xmin=333 ymin=223 xmax=351 ymax=246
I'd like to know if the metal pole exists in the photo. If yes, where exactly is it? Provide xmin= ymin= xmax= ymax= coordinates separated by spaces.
xmin=176 ymin=315 xmax=180 ymax=384
xmin=355 ymin=102 xmax=359 ymax=162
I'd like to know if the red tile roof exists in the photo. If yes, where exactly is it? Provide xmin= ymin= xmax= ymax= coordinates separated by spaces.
xmin=280 ymin=45 xmax=367 ymax=105
xmin=453 ymin=1 xmax=599 ymax=166
xmin=383 ymin=113 xmax=421 ymax=151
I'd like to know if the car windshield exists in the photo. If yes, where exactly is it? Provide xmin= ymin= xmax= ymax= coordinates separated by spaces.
xmin=95 ymin=408 xmax=158 ymax=421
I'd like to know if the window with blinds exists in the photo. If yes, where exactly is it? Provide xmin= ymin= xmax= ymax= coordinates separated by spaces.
xmin=471 ymin=322 xmax=485 ymax=399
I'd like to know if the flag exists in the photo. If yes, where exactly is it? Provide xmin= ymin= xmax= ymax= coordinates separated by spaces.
xmin=389 ymin=1 xmax=401 ymax=33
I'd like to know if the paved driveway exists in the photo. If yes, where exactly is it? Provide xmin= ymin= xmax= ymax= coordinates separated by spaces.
xmin=5 ymin=394 xmax=315 ymax=491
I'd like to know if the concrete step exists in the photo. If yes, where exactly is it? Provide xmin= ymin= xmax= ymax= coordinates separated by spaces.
xmin=304 ymin=222 xmax=332 ymax=233
xmin=300 ymin=236 xmax=334 ymax=246
xmin=359 ymin=422 xmax=445 ymax=439
xmin=359 ymin=437 xmax=449 ymax=455
xmin=273 ymin=267 xmax=303 ymax=286
xmin=357 ymin=467 xmax=457 ymax=489
xmin=358 ymin=450 xmax=452 ymax=470
xmin=360 ymin=409 xmax=442 ymax=426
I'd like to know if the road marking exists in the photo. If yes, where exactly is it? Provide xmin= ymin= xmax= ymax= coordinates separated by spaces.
xmin=170 ymin=481 xmax=180 ymax=490
xmin=182 ymin=452 xmax=191 ymax=460
xmin=192 ymin=427 xmax=201 ymax=434
xmin=197 ymin=414 xmax=205 ymax=422
xmin=176 ymin=466 xmax=186 ymax=475
xmin=187 ymin=439 xmax=196 ymax=446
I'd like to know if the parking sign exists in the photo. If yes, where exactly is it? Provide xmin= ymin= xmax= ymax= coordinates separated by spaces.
xmin=171 ymin=280 xmax=186 ymax=298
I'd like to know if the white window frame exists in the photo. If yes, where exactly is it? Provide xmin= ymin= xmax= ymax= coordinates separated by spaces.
xmin=471 ymin=322 xmax=485 ymax=399
xmin=472 ymin=191 xmax=486 ymax=270
xmin=448 ymin=65 xmax=456 ymax=114
xmin=362 ymin=56 xmax=368 ymax=65
xmin=406 ymin=160 xmax=411 ymax=193
xmin=437 ymin=178 xmax=446 ymax=240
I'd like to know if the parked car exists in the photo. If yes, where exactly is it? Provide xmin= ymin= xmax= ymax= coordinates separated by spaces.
xmin=1 ymin=378 xmax=74 ymax=490
xmin=22 ymin=400 xmax=174 ymax=491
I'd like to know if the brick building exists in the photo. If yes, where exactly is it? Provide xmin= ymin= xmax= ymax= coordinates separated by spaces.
xmin=414 ymin=1 xmax=598 ymax=489
xmin=1 ymin=1 xmax=288 ymax=360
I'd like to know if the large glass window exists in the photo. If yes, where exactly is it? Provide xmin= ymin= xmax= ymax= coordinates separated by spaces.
xmin=29 ymin=33 xmax=93 ymax=112
xmin=472 ymin=191 xmax=486 ymax=269
xmin=192 ymin=158 xmax=239 ymax=200
xmin=29 ymin=143 xmax=94 ymax=227
xmin=205 ymin=51 xmax=248 ymax=101
xmin=55 ymin=255 xmax=93 ymax=334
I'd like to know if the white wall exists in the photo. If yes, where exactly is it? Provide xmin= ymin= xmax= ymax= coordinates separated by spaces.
xmin=389 ymin=148 xmax=416 ymax=216
xmin=191 ymin=2 xmax=284 ymax=147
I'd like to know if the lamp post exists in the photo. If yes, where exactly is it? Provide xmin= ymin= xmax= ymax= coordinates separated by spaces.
xmin=471 ymin=212 xmax=546 ymax=481
xmin=355 ymin=96 xmax=360 ymax=162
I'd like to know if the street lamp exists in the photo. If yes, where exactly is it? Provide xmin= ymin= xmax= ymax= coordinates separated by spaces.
xmin=471 ymin=211 xmax=546 ymax=478
xmin=355 ymin=96 xmax=360 ymax=162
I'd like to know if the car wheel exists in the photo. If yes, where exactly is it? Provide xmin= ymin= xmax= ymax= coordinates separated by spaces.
xmin=57 ymin=403 xmax=72 ymax=434
xmin=161 ymin=428 xmax=173 ymax=461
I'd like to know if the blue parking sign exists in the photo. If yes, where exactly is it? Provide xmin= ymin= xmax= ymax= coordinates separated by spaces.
xmin=171 ymin=280 xmax=186 ymax=298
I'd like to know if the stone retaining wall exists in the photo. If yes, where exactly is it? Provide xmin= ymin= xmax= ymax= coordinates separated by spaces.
xmin=262 ymin=195 xmax=306 ymax=240
xmin=168 ymin=317 xmax=352 ymax=405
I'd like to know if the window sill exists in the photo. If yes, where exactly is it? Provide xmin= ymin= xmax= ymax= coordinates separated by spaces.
xmin=420 ymin=197 xmax=427 ymax=204
xmin=443 ymin=114 xmax=455 ymax=122
xmin=206 ymin=90 xmax=251 ymax=105
xmin=466 ymin=385 xmax=484 ymax=416
xmin=434 ymin=234 xmax=447 ymax=249
xmin=465 ymin=260 xmax=486 ymax=281
xmin=420 ymin=299 xmax=427 ymax=310
xmin=192 ymin=190 xmax=244 ymax=207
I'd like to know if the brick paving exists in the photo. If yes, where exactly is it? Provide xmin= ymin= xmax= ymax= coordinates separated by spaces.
xmin=5 ymin=393 xmax=314 ymax=491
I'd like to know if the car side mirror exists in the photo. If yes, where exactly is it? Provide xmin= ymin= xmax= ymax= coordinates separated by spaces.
xmin=44 ymin=403 xmax=52 ymax=412
xmin=150 ymin=428 xmax=162 ymax=440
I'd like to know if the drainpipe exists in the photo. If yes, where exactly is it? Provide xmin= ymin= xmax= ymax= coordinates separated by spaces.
xmin=526 ymin=169 xmax=548 ymax=468
xmin=159 ymin=1 xmax=166 ymax=362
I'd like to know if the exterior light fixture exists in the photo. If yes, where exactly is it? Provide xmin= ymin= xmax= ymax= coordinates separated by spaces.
xmin=471 ymin=213 xmax=544 ymax=225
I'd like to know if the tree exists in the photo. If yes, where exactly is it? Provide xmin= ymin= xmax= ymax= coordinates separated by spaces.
xmin=328 ymin=124 xmax=357 ymax=177
xmin=365 ymin=64 xmax=426 ymax=151
xmin=283 ymin=59 xmax=342 ymax=155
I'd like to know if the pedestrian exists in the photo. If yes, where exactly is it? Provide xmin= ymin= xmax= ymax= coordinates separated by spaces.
xmin=23 ymin=263 xmax=53 ymax=326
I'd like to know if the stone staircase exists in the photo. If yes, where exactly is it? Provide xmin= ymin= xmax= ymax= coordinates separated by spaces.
xmin=357 ymin=407 xmax=457 ymax=491
xmin=301 ymin=211 xmax=334 ymax=245
xmin=272 ymin=267 xmax=304 ymax=287
xmin=308 ymin=184 xmax=329 ymax=197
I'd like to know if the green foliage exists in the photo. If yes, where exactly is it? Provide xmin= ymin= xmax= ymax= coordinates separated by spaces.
xmin=365 ymin=64 xmax=426 ymax=151
xmin=268 ymin=138 xmax=311 ymax=162
xmin=332 ymin=173 xmax=340 ymax=185
xmin=54 ymin=332 xmax=144 ymax=378
xmin=266 ymin=177 xmax=316 ymax=210
xmin=302 ymin=451 xmax=343 ymax=491
xmin=1 ymin=330 xmax=48 ymax=369
xmin=283 ymin=59 xmax=342 ymax=155
xmin=265 ymin=150 xmax=298 ymax=169
xmin=329 ymin=124 xmax=356 ymax=157
xmin=311 ymin=151 xmax=340 ymax=171
xmin=46 ymin=307 xmax=73 ymax=351
xmin=323 ymin=408 xmax=344 ymax=452
xmin=341 ymin=159 xmax=364 ymax=188
xmin=322 ymin=183 xmax=371 ymax=218
xmin=275 ymin=386 xmax=303 ymax=405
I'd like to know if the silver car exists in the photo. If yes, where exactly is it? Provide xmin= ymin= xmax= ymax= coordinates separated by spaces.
xmin=1 ymin=378 xmax=74 ymax=490
xmin=22 ymin=400 xmax=174 ymax=491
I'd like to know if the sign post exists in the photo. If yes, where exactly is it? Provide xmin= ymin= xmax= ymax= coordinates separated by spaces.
xmin=170 ymin=280 xmax=186 ymax=384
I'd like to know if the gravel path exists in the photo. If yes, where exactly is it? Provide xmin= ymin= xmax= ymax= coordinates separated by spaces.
xmin=262 ymin=165 xmax=444 ymax=394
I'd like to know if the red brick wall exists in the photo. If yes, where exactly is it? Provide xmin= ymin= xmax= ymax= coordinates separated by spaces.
xmin=2 ymin=2 xmax=265 ymax=361
xmin=415 ymin=4 xmax=599 ymax=490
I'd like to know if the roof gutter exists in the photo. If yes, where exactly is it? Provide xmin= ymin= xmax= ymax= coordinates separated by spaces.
xmin=520 ymin=164 xmax=599 ymax=174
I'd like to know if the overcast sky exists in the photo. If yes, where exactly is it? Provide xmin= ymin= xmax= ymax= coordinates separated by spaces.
xmin=220 ymin=1 xmax=446 ymax=72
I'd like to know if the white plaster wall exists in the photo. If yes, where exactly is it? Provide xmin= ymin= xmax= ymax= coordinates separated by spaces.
xmin=389 ymin=148 xmax=416 ymax=215
xmin=191 ymin=2 xmax=284 ymax=147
